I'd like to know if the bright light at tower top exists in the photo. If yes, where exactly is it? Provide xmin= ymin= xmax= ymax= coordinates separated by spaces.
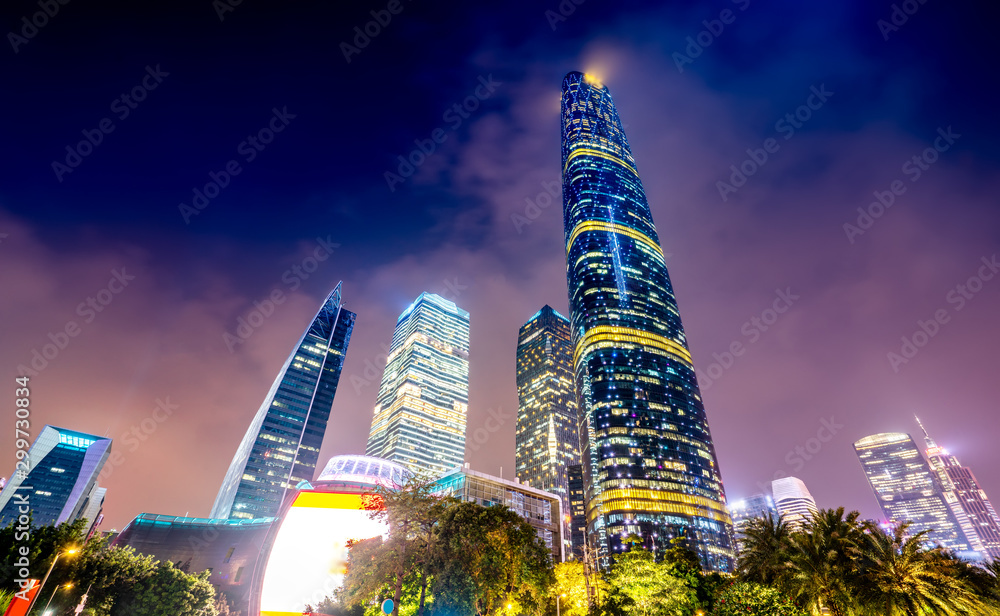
xmin=583 ymin=72 xmax=603 ymax=87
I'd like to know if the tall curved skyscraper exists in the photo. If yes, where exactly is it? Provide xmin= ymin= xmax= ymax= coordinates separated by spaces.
xmin=212 ymin=284 xmax=356 ymax=520
xmin=560 ymin=71 xmax=734 ymax=571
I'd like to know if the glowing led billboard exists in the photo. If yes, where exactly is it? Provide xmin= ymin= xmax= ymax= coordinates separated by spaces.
xmin=259 ymin=491 xmax=387 ymax=616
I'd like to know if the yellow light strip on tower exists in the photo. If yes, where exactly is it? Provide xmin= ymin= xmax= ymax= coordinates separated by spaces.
xmin=564 ymin=147 xmax=637 ymax=176
xmin=565 ymin=220 xmax=664 ymax=260
xmin=574 ymin=325 xmax=692 ymax=367
xmin=598 ymin=488 xmax=731 ymax=518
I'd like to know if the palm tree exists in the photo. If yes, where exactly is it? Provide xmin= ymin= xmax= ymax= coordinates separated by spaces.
xmin=850 ymin=521 xmax=995 ymax=616
xmin=784 ymin=508 xmax=862 ymax=616
xmin=736 ymin=512 xmax=793 ymax=585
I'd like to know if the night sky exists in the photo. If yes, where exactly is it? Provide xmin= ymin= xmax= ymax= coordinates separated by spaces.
xmin=2 ymin=0 xmax=999 ymax=530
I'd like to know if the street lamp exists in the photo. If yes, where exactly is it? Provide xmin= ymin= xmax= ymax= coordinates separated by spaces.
xmin=556 ymin=593 xmax=566 ymax=616
xmin=41 ymin=582 xmax=74 ymax=614
xmin=25 ymin=548 xmax=78 ymax=614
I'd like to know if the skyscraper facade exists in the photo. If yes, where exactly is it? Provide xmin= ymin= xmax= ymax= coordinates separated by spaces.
xmin=917 ymin=417 xmax=1000 ymax=559
xmin=729 ymin=492 xmax=778 ymax=553
xmin=568 ymin=464 xmax=587 ymax=560
xmin=0 ymin=426 xmax=110 ymax=531
xmin=771 ymin=477 xmax=818 ymax=530
xmin=560 ymin=71 xmax=734 ymax=571
xmin=366 ymin=293 xmax=470 ymax=475
xmin=515 ymin=305 xmax=581 ymax=553
xmin=854 ymin=432 xmax=970 ymax=551
xmin=212 ymin=284 xmax=356 ymax=520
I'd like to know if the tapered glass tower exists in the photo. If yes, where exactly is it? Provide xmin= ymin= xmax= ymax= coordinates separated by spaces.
xmin=516 ymin=305 xmax=581 ymax=555
xmin=560 ymin=71 xmax=734 ymax=571
xmin=854 ymin=432 xmax=970 ymax=551
xmin=212 ymin=284 xmax=356 ymax=520
xmin=366 ymin=293 xmax=470 ymax=475
xmin=917 ymin=417 xmax=1000 ymax=558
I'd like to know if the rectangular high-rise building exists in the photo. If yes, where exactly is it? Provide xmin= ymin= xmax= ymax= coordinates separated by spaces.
xmin=366 ymin=293 xmax=470 ymax=475
xmin=729 ymin=492 xmax=778 ymax=553
xmin=567 ymin=464 xmax=587 ymax=560
xmin=854 ymin=432 xmax=970 ymax=551
xmin=212 ymin=283 xmax=356 ymax=520
xmin=515 ymin=305 xmax=581 ymax=555
xmin=771 ymin=477 xmax=818 ymax=530
xmin=0 ymin=426 xmax=111 ymax=531
xmin=917 ymin=417 xmax=1000 ymax=559
xmin=560 ymin=71 xmax=734 ymax=571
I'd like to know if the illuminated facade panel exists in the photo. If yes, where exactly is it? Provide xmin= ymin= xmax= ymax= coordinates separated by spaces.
xmin=515 ymin=305 xmax=580 ymax=556
xmin=212 ymin=284 xmax=356 ymax=520
xmin=854 ymin=432 xmax=970 ymax=551
xmin=560 ymin=71 xmax=734 ymax=571
xmin=917 ymin=417 xmax=1000 ymax=559
xmin=366 ymin=293 xmax=470 ymax=475
xmin=771 ymin=477 xmax=818 ymax=530
xmin=0 ymin=425 xmax=110 ymax=530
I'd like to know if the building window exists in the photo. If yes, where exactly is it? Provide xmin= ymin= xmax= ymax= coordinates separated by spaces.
xmin=223 ymin=547 xmax=235 ymax=564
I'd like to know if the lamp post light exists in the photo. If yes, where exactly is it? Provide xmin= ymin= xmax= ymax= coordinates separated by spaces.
xmin=557 ymin=593 xmax=566 ymax=616
xmin=41 ymin=582 xmax=74 ymax=614
xmin=25 ymin=548 xmax=78 ymax=614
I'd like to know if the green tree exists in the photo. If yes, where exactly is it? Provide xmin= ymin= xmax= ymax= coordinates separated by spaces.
xmin=434 ymin=502 xmax=554 ymax=616
xmin=342 ymin=477 xmax=456 ymax=616
xmin=851 ymin=522 xmax=996 ymax=616
xmin=605 ymin=548 xmax=695 ymax=616
xmin=735 ymin=513 xmax=792 ymax=586
xmin=784 ymin=508 xmax=862 ymax=616
xmin=110 ymin=561 xmax=217 ymax=616
xmin=0 ymin=517 xmax=88 ymax=593
xmin=553 ymin=560 xmax=607 ymax=616
xmin=712 ymin=581 xmax=806 ymax=616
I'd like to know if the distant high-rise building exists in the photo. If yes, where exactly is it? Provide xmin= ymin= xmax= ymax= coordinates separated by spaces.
xmin=771 ymin=477 xmax=818 ymax=530
xmin=0 ymin=426 xmax=110 ymax=531
xmin=366 ymin=293 xmax=470 ymax=475
xmin=729 ymin=492 xmax=778 ymax=552
xmin=560 ymin=71 xmax=734 ymax=571
xmin=917 ymin=417 xmax=1000 ymax=559
xmin=212 ymin=284 xmax=356 ymax=520
xmin=854 ymin=432 xmax=969 ymax=551
xmin=568 ymin=464 xmax=587 ymax=560
xmin=515 ymin=305 xmax=581 ymax=554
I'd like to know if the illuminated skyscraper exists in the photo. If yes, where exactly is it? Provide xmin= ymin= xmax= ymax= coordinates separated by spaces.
xmin=0 ymin=426 xmax=110 ymax=531
xmin=366 ymin=293 xmax=470 ymax=475
xmin=917 ymin=417 xmax=1000 ymax=559
xmin=560 ymin=71 xmax=734 ymax=571
xmin=212 ymin=284 xmax=356 ymax=520
xmin=568 ymin=464 xmax=587 ymax=560
xmin=854 ymin=432 xmax=970 ymax=551
xmin=515 ymin=305 xmax=581 ymax=553
xmin=729 ymin=492 xmax=778 ymax=553
xmin=771 ymin=477 xmax=818 ymax=530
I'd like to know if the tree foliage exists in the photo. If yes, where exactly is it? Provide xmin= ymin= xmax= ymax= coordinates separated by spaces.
xmin=713 ymin=581 xmax=806 ymax=616
xmin=605 ymin=548 xmax=696 ymax=616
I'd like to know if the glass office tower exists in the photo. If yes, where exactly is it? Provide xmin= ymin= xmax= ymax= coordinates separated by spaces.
xmin=917 ymin=417 xmax=1000 ymax=558
xmin=560 ymin=71 xmax=734 ymax=571
xmin=854 ymin=432 xmax=970 ymax=551
xmin=366 ymin=293 xmax=470 ymax=475
xmin=515 ymin=305 xmax=581 ymax=553
xmin=0 ymin=426 xmax=110 ymax=531
xmin=771 ymin=477 xmax=818 ymax=530
xmin=212 ymin=284 xmax=356 ymax=520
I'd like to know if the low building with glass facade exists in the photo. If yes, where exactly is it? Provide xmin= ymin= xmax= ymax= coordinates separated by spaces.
xmin=854 ymin=432 xmax=969 ymax=551
xmin=0 ymin=426 xmax=110 ymax=532
xmin=211 ymin=283 xmax=356 ymax=520
xmin=729 ymin=492 xmax=777 ymax=552
xmin=435 ymin=465 xmax=564 ymax=562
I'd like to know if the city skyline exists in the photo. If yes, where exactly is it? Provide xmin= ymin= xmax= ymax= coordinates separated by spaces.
xmin=2 ymin=2 xmax=1000 ymax=534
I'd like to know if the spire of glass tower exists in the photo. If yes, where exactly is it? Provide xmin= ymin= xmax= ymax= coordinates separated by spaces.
xmin=560 ymin=71 xmax=735 ymax=571
xmin=366 ymin=292 xmax=470 ymax=475
xmin=211 ymin=283 xmax=356 ymax=519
